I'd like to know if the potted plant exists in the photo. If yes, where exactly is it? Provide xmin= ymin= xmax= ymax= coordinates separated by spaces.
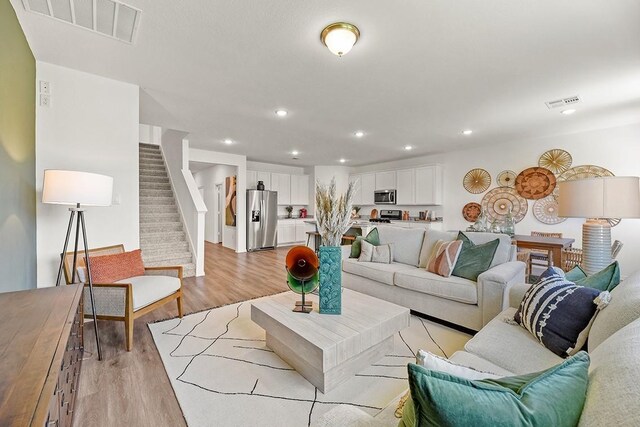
xmin=285 ymin=205 xmax=293 ymax=219
xmin=315 ymin=178 xmax=355 ymax=314
xmin=352 ymin=205 xmax=361 ymax=219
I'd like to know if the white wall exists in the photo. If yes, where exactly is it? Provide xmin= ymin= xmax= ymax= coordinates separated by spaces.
xmin=139 ymin=124 xmax=161 ymax=145
xmin=352 ymin=123 xmax=640 ymax=277
xmin=35 ymin=62 xmax=139 ymax=286
xmin=307 ymin=166 xmax=351 ymax=216
xmin=194 ymin=164 xmax=237 ymax=249
xmin=247 ymin=161 xmax=304 ymax=175
xmin=190 ymin=149 xmax=247 ymax=253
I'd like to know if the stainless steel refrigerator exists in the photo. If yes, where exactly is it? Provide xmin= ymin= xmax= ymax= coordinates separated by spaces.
xmin=246 ymin=190 xmax=278 ymax=251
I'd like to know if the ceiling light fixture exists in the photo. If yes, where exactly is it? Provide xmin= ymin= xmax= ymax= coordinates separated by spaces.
xmin=354 ymin=131 xmax=365 ymax=138
xmin=321 ymin=22 xmax=360 ymax=57
xmin=404 ymin=145 xmax=413 ymax=151
xmin=462 ymin=129 xmax=473 ymax=135
xmin=223 ymin=139 xmax=234 ymax=145
xmin=275 ymin=109 xmax=288 ymax=117
xmin=339 ymin=158 xmax=347 ymax=163
xmin=561 ymin=109 xmax=576 ymax=115
xmin=291 ymin=150 xmax=299 ymax=156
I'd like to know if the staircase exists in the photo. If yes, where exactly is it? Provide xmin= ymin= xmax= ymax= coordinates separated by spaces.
xmin=139 ymin=143 xmax=196 ymax=277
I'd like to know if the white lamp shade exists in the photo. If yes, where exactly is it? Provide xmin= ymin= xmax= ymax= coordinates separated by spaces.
xmin=324 ymin=28 xmax=357 ymax=56
xmin=558 ymin=176 xmax=640 ymax=219
xmin=42 ymin=170 xmax=113 ymax=206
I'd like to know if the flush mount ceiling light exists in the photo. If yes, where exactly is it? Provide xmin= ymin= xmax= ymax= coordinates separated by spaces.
xmin=275 ymin=109 xmax=288 ymax=117
xmin=462 ymin=129 xmax=473 ymax=135
xmin=354 ymin=131 xmax=365 ymax=138
xmin=404 ymin=145 xmax=413 ymax=151
xmin=223 ymin=139 xmax=234 ymax=145
xmin=561 ymin=109 xmax=576 ymax=115
xmin=321 ymin=22 xmax=360 ymax=57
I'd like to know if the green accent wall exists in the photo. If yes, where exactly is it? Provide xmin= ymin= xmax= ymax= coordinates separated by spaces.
xmin=0 ymin=0 xmax=37 ymax=291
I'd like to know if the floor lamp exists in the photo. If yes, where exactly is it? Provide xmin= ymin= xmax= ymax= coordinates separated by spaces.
xmin=558 ymin=176 xmax=640 ymax=275
xmin=43 ymin=170 xmax=114 ymax=361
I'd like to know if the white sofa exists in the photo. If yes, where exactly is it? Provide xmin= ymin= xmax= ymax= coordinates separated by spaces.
xmin=342 ymin=227 xmax=525 ymax=331
xmin=315 ymin=268 xmax=640 ymax=427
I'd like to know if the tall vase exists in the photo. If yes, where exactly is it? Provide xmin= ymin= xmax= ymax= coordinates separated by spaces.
xmin=319 ymin=246 xmax=342 ymax=315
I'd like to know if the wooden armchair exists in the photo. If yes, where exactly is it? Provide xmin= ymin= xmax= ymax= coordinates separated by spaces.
xmin=63 ymin=244 xmax=183 ymax=351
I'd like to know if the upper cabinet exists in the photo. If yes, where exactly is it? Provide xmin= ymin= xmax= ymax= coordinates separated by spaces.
xmin=349 ymin=175 xmax=362 ymax=205
xmin=271 ymin=173 xmax=291 ymax=205
xmin=361 ymin=173 xmax=376 ymax=205
xmin=257 ymin=171 xmax=271 ymax=190
xmin=375 ymin=171 xmax=396 ymax=190
xmin=247 ymin=170 xmax=258 ymax=190
xmin=290 ymin=175 xmax=310 ymax=205
xmin=396 ymin=169 xmax=415 ymax=205
xmin=415 ymin=165 xmax=443 ymax=205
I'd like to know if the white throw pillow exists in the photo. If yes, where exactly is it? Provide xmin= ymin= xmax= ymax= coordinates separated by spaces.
xmin=415 ymin=349 xmax=500 ymax=380
xmin=359 ymin=241 xmax=393 ymax=264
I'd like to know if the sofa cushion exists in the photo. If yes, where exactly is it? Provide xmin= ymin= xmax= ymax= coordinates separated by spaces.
xmin=377 ymin=226 xmax=425 ymax=267
xmin=589 ymin=269 xmax=640 ymax=351
xmin=451 ymin=233 xmax=500 ymax=281
xmin=464 ymin=232 xmax=513 ymax=267
xmin=116 ymin=275 xmax=181 ymax=310
xmin=350 ymin=228 xmax=380 ymax=258
xmin=405 ymin=353 xmax=589 ymax=427
xmin=394 ymin=269 xmax=478 ymax=304
xmin=342 ymin=258 xmax=413 ymax=286
xmin=464 ymin=308 xmax=564 ymax=374
xmin=579 ymin=318 xmax=640 ymax=427
xmin=418 ymin=230 xmax=457 ymax=268
xmin=449 ymin=351 xmax=515 ymax=377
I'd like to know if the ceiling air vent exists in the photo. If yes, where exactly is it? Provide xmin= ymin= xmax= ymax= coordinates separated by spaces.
xmin=545 ymin=95 xmax=581 ymax=110
xmin=22 ymin=0 xmax=141 ymax=43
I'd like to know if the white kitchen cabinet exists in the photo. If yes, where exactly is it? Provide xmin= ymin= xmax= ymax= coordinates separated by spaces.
xmin=396 ymin=169 xmax=415 ymax=205
xmin=375 ymin=171 xmax=397 ymax=190
xmin=246 ymin=170 xmax=258 ymax=190
xmin=271 ymin=173 xmax=291 ymax=205
xmin=415 ymin=165 xmax=443 ymax=205
xmin=295 ymin=222 xmax=308 ymax=242
xmin=256 ymin=171 xmax=271 ymax=190
xmin=277 ymin=222 xmax=296 ymax=245
xmin=290 ymin=175 xmax=310 ymax=205
xmin=361 ymin=173 xmax=376 ymax=205
xmin=349 ymin=175 xmax=362 ymax=205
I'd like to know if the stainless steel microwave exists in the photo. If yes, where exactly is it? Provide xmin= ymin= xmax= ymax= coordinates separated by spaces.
xmin=374 ymin=189 xmax=396 ymax=205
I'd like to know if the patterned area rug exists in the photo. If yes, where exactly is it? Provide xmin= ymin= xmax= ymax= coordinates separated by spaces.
xmin=149 ymin=292 xmax=471 ymax=426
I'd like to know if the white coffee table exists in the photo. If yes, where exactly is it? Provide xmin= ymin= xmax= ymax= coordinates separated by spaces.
xmin=250 ymin=289 xmax=410 ymax=393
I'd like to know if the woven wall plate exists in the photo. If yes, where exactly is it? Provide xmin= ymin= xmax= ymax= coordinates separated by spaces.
xmin=463 ymin=169 xmax=491 ymax=194
xmin=462 ymin=202 xmax=482 ymax=222
xmin=481 ymin=187 xmax=528 ymax=223
xmin=515 ymin=167 xmax=556 ymax=200
xmin=533 ymin=195 xmax=566 ymax=225
xmin=497 ymin=170 xmax=516 ymax=187
xmin=539 ymin=149 xmax=573 ymax=174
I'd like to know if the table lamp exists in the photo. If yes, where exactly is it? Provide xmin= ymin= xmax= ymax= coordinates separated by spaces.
xmin=42 ymin=169 xmax=114 ymax=361
xmin=558 ymin=176 xmax=640 ymax=275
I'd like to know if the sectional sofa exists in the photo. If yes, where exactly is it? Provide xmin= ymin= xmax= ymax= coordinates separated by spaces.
xmin=341 ymin=226 xmax=526 ymax=331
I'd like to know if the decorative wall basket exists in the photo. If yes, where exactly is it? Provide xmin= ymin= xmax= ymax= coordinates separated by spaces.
xmin=463 ymin=169 xmax=491 ymax=194
xmin=318 ymin=246 xmax=342 ymax=315
xmin=497 ymin=170 xmax=516 ymax=187
xmin=533 ymin=196 xmax=566 ymax=225
xmin=515 ymin=167 xmax=556 ymax=200
xmin=462 ymin=202 xmax=482 ymax=222
xmin=481 ymin=187 xmax=528 ymax=223
xmin=538 ymin=149 xmax=573 ymax=174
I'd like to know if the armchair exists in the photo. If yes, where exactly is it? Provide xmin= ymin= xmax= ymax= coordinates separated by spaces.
xmin=63 ymin=244 xmax=183 ymax=351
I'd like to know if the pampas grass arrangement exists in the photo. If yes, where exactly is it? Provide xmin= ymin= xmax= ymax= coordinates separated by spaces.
xmin=315 ymin=178 xmax=356 ymax=246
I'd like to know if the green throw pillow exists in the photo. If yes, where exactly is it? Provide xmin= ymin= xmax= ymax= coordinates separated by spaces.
xmin=451 ymin=232 xmax=499 ymax=281
xmin=568 ymin=262 xmax=621 ymax=292
xmin=402 ymin=352 xmax=590 ymax=427
xmin=350 ymin=227 xmax=380 ymax=258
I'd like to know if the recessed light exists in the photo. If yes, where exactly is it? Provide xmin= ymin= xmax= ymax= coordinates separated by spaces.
xmin=223 ymin=139 xmax=234 ymax=145
xmin=354 ymin=131 xmax=365 ymax=138
xmin=462 ymin=129 xmax=473 ymax=135
xmin=291 ymin=150 xmax=299 ymax=156
xmin=339 ymin=158 xmax=346 ymax=163
xmin=404 ymin=145 xmax=413 ymax=151
xmin=561 ymin=109 xmax=576 ymax=115
xmin=275 ymin=109 xmax=288 ymax=117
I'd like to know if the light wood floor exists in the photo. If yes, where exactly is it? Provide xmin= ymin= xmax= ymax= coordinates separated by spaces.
xmin=74 ymin=242 xmax=290 ymax=427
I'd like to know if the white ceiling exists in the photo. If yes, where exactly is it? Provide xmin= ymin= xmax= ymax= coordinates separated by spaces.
xmin=13 ymin=0 xmax=640 ymax=166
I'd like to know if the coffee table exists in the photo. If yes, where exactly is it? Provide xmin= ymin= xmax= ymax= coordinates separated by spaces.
xmin=251 ymin=289 xmax=409 ymax=393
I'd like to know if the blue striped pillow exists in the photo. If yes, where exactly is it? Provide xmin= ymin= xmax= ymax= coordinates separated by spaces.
xmin=514 ymin=267 xmax=610 ymax=357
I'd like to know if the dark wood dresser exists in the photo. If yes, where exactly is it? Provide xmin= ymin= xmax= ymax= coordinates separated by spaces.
xmin=0 ymin=284 xmax=84 ymax=427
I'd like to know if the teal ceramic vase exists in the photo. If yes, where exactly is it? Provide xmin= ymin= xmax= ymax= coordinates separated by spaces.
xmin=319 ymin=246 xmax=341 ymax=314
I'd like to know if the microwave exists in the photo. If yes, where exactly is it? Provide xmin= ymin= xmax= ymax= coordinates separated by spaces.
xmin=374 ymin=189 xmax=397 ymax=205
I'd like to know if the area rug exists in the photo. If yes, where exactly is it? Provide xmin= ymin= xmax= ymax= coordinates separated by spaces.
xmin=149 ymin=292 xmax=471 ymax=426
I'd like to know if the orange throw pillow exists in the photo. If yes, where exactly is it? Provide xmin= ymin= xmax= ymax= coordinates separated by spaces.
xmin=87 ymin=249 xmax=145 ymax=283
xmin=427 ymin=240 xmax=463 ymax=277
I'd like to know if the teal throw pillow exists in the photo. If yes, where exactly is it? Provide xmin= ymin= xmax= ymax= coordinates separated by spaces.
xmin=451 ymin=232 xmax=499 ymax=281
xmin=403 ymin=352 xmax=590 ymax=427
xmin=571 ymin=262 xmax=621 ymax=292
xmin=350 ymin=227 xmax=380 ymax=258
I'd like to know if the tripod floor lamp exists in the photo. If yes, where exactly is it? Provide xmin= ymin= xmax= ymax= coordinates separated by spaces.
xmin=42 ymin=169 xmax=114 ymax=361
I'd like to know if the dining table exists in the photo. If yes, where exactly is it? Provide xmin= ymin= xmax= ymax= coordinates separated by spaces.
xmin=512 ymin=234 xmax=575 ymax=267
